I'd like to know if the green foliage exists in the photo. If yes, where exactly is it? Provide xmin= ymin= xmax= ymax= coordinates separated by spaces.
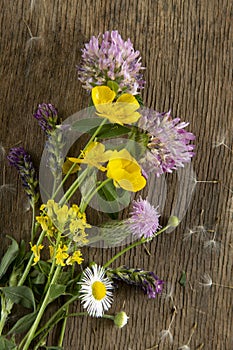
xmin=48 ymin=284 xmax=66 ymax=303
xmin=97 ymin=180 xmax=131 ymax=219
xmin=7 ymin=312 xmax=37 ymax=335
xmin=72 ymin=118 xmax=131 ymax=139
xmin=0 ymin=336 xmax=17 ymax=349
xmin=0 ymin=236 xmax=19 ymax=280
xmin=0 ymin=286 xmax=35 ymax=310
xmin=107 ymin=80 xmax=119 ymax=93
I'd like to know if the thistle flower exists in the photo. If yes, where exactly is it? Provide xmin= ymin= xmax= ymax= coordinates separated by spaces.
xmin=106 ymin=266 xmax=164 ymax=298
xmin=127 ymin=196 xmax=160 ymax=239
xmin=77 ymin=30 xmax=145 ymax=95
xmin=7 ymin=147 xmax=39 ymax=204
xmin=138 ymin=109 xmax=195 ymax=176
xmin=33 ymin=103 xmax=59 ymax=134
xmin=79 ymin=265 xmax=113 ymax=317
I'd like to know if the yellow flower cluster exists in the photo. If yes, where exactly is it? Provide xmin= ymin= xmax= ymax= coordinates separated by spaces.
xmin=30 ymin=243 xmax=44 ymax=265
xmin=53 ymin=245 xmax=84 ymax=266
xmin=36 ymin=200 xmax=90 ymax=244
xmin=31 ymin=243 xmax=84 ymax=266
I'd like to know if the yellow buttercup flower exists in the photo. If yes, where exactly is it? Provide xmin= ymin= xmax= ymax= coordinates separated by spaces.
xmin=106 ymin=149 xmax=146 ymax=192
xmin=67 ymin=142 xmax=113 ymax=171
xmin=30 ymin=243 xmax=44 ymax=265
xmin=55 ymin=244 xmax=69 ymax=266
xmin=66 ymin=250 xmax=84 ymax=265
xmin=92 ymin=86 xmax=140 ymax=125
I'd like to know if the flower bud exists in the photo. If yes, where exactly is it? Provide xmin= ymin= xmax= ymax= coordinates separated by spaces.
xmin=168 ymin=216 xmax=180 ymax=228
xmin=114 ymin=311 xmax=129 ymax=328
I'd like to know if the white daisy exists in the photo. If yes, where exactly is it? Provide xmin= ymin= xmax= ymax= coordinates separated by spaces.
xmin=79 ymin=264 xmax=113 ymax=317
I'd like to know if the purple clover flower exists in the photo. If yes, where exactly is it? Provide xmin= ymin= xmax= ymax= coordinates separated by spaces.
xmin=8 ymin=147 xmax=39 ymax=204
xmin=33 ymin=103 xmax=58 ymax=134
xmin=128 ymin=196 xmax=160 ymax=239
xmin=138 ymin=109 xmax=195 ymax=177
xmin=77 ymin=30 xmax=145 ymax=95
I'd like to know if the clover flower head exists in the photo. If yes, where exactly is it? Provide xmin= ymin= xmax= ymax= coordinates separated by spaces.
xmin=138 ymin=109 xmax=195 ymax=177
xmin=128 ymin=196 xmax=160 ymax=239
xmin=78 ymin=30 xmax=145 ymax=95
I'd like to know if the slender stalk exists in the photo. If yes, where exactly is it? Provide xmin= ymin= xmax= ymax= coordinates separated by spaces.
xmin=80 ymin=178 xmax=111 ymax=213
xmin=58 ymin=305 xmax=69 ymax=347
xmin=53 ymin=118 xmax=107 ymax=201
xmin=103 ymin=224 xmax=170 ymax=268
xmin=34 ymin=312 xmax=88 ymax=349
xmin=59 ymin=167 xmax=89 ymax=206
xmin=18 ymin=230 xmax=46 ymax=286
xmin=42 ymin=232 xmax=62 ymax=296
xmin=21 ymin=266 xmax=61 ymax=350
xmin=30 ymin=202 xmax=36 ymax=243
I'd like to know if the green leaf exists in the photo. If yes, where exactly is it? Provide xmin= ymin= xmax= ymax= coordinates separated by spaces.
xmin=72 ymin=118 xmax=131 ymax=139
xmin=107 ymin=80 xmax=119 ymax=93
xmin=38 ymin=260 xmax=51 ymax=276
xmin=72 ymin=118 xmax=102 ymax=133
xmin=1 ymin=286 xmax=35 ymax=310
xmin=97 ymin=124 xmax=131 ymax=139
xmin=98 ymin=181 xmax=131 ymax=219
xmin=48 ymin=284 xmax=66 ymax=303
xmin=0 ymin=236 xmax=19 ymax=279
xmin=179 ymin=271 xmax=186 ymax=287
xmin=134 ymin=94 xmax=144 ymax=106
xmin=30 ymin=269 xmax=46 ymax=285
xmin=0 ymin=336 xmax=17 ymax=350
xmin=43 ymin=347 xmax=63 ymax=350
xmin=7 ymin=312 xmax=37 ymax=335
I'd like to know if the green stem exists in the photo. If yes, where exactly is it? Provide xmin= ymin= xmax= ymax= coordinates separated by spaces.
xmin=34 ymin=312 xmax=88 ymax=349
xmin=103 ymin=224 xmax=170 ymax=268
xmin=21 ymin=265 xmax=61 ymax=350
xmin=43 ymin=232 xmax=62 ymax=295
xmin=80 ymin=178 xmax=111 ymax=213
xmin=59 ymin=167 xmax=89 ymax=206
xmin=30 ymin=202 xmax=36 ymax=243
xmin=53 ymin=118 xmax=107 ymax=201
xmin=33 ymin=295 xmax=80 ymax=340
xmin=58 ymin=305 xmax=69 ymax=347
xmin=18 ymin=230 xmax=46 ymax=286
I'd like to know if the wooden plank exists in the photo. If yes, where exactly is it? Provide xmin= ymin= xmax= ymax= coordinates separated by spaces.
xmin=0 ymin=0 xmax=232 ymax=349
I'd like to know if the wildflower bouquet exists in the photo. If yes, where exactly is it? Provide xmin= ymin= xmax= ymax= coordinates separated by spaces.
xmin=0 ymin=31 xmax=195 ymax=349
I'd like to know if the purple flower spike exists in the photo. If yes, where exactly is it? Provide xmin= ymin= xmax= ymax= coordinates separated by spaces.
xmin=142 ymin=274 xmax=164 ymax=299
xmin=138 ymin=109 xmax=195 ymax=177
xmin=106 ymin=266 xmax=164 ymax=299
xmin=8 ymin=147 xmax=39 ymax=204
xmin=33 ymin=103 xmax=58 ymax=134
xmin=128 ymin=196 xmax=160 ymax=239
xmin=77 ymin=30 xmax=145 ymax=95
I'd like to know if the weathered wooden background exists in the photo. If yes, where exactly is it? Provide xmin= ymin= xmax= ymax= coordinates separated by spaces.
xmin=0 ymin=0 xmax=232 ymax=349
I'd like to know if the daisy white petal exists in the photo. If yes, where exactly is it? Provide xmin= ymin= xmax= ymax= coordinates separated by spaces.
xmin=79 ymin=265 xmax=113 ymax=317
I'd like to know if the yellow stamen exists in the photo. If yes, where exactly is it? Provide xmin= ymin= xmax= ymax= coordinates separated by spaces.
xmin=92 ymin=281 xmax=107 ymax=300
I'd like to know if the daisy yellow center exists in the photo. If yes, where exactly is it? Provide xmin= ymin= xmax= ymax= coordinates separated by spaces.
xmin=92 ymin=281 xmax=107 ymax=300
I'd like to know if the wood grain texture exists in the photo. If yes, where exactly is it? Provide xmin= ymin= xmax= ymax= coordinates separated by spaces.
xmin=0 ymin=0 xmax=232 ymax=349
